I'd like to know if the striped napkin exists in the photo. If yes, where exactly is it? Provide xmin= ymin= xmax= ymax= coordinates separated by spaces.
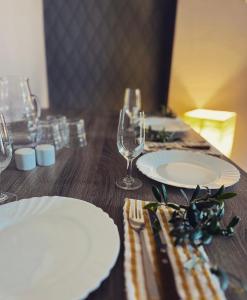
xmin=124 ymin=198 xmax=226 ymax=300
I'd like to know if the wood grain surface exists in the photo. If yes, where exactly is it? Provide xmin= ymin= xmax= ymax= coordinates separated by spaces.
xmin=1 ymin=111 xmax=247 ymax=300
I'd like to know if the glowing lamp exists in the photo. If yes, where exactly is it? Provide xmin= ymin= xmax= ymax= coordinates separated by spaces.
xmin=183 ymin=109 xmax=236 ymax=157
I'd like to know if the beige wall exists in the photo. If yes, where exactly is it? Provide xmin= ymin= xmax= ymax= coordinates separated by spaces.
xmin=0 ymin=0 xmax=49 ymax=108
xmin=169 ymin=0 xmax=247 ymax=171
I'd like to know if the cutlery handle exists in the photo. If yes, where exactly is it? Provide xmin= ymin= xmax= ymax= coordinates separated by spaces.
xmin=183 ymin=144 xmax=210 ymax=150
xmin=140 ymin=231 xmax=161 ymax=300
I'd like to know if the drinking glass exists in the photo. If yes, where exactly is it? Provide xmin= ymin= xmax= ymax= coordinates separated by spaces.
xmin=37 ymin=120 xmax=63 ymax=150
xmin=116 ymin=109 xmax=145 ymax=190
xmin=123 ymin=88 xmax=141 ymax=124
xmin=66 ymin=119 xmax=87 ymax=148
xmin=0 ymin=76 xmax=40 ymax=148
xmin=0 ymin=113 xmax=17 ymax=203
xmin=46 ymin=115 xmax=69 ymax=147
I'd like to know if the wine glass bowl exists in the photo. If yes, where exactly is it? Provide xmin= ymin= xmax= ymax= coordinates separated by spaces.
xmin=0 ymin=113 xmax=16 ymax=203
xmin=123 ymin=88 xmax=141 ymax=123
xmin=116 ymin=108 xmax=145 ymax=190
xmin=0 ymin=116 xmax=12 ymax=170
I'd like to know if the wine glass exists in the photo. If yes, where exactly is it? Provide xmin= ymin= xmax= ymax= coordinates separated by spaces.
xmin=116 ymin=108 xmax=145 ymax=190
xmin=123 ymin=88 xmax=141 ymax=124
xmin=0 ymin=113 xmax=16 ymax=203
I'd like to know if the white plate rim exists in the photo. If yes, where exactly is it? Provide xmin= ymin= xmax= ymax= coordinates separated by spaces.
xmin=0 ymin=196 xmax=120 ymax=300
xmin=136 ymin=150 xmax=240 ymax=189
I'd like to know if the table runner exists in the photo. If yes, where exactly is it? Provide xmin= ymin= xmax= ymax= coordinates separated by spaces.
xmin=123 ymin=198 xmax=226 ymax=300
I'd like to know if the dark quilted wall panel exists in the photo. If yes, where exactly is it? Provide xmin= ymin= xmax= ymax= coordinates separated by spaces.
xmin=43 ymin=0 xmax=177 ymax=114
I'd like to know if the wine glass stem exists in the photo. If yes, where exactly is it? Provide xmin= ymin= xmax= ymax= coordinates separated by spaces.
xmin=0 ymin=171 xmax=6 ymax=201
xmin=126 ymin=158 xmax=133 ymax=180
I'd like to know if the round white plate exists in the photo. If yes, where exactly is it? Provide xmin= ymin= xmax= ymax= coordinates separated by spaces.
xmin=145 ymin=117 xmax=190 ymax=132
xmin=136 ymin=150 xmax=240 ymax=189
xmin=0 ymin=196 xmax=120 ymax=300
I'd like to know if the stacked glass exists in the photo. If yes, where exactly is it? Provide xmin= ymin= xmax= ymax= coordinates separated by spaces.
xmin=66 ymin=119 xmax=87 ymax=148
xmin=37 ymin=116 xmax=87 ymax=150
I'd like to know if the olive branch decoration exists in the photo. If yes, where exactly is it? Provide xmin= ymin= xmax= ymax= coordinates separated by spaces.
xmin=144 ymin=184 xmax=246 ymax=293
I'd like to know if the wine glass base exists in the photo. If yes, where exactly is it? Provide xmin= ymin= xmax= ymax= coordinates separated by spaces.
xmin=0 ymin=192 xmax=17 ymax=204
xmin=116 ymin=177 xmax=142 ymax=191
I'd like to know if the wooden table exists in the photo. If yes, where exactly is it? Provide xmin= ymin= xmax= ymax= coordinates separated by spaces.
xmin=2 ymin=111 xmax=247 ymax=300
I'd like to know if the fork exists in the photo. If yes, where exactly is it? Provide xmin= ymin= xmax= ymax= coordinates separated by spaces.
xmin=128 ymin=200 xmax=160 ymax=300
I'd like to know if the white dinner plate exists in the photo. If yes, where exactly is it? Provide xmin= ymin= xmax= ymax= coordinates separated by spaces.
xmin=145 ymin=117 xmax=190 ymax=132
xmin=136 ymin=150 xmax=240 ymax=189
xmin=0 ymin=196 xmax=120 ymax=300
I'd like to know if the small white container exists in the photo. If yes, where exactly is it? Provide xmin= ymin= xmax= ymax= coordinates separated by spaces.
xmin=15 ymin=148 xmax=36 ymax=171
xmin=35 ymin=144 xmax=55 ymax=166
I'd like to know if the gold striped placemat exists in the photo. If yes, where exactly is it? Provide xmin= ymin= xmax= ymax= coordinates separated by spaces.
xmin=123 ymin=198 xmax=226 ymax=300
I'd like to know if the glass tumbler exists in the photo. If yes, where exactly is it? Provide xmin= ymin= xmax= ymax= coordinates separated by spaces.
xmin=37 ymin=120 xmax=62 ymax=150
xmin=66 ymin=119 xmax=87 ymax=148
xmin=46 ymin=115 xmax=69 ymax=147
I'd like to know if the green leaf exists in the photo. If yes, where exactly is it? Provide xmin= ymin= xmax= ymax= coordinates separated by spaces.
xmin=212 ymin=185 xmax=225 ymax=198
xmin=152 ymin=186 xmax=162 ymax=203
xmin=217 ymin=192 xmax=237 ymax=200
xmin=161 ymin=184 xmax=168 ymax=203
xmin=167 ymin=202 xmax=180 ymax=210
xmin=152 ymin=218 xmax=161 ymax=234
xmin=187 ymin=204 xmax=200 ymax=227
xmin=191 ymin=185 xmax=200 ymax=201
xmin=144 ymin=202 xmax=160 ymax=212
xmin=206 ymin=217 xmax=221 ymax=235
xmin=201 ymin=232 xmax=213 ymax=245
xmin=191 ymin=228 xmax=203 ymax=241
xmin=226 ymin=227 xmax=234 ymax=236
xmin=227 ymin=216 xmax=240 ymax=229
xmin=195 ymin=200 xmax=219 ymax=210
xmin=217 ymin=206 xmax=225 ymax=219
xmin=145 ymin=126 xmax=176 ymax=143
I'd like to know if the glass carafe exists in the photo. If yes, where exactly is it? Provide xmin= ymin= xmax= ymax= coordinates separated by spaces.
xmin=0 ymin=76 xmax=40 ymax=148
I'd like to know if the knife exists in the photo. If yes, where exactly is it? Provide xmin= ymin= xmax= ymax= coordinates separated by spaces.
xmin=148 ymin=211 xmax=180 ymax=300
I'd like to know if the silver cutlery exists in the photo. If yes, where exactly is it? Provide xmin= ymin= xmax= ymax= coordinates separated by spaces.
xmin=128 ymin=200 xmax=160 ymax=300
xmin=145 ymin=141 xmax=222 ymax=157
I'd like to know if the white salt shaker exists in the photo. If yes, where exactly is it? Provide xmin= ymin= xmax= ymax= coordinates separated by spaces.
xmin=15 ymin=148 xmax=36 ymax=171
xmin=35 ymin=144 xmax=55 ymax=166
